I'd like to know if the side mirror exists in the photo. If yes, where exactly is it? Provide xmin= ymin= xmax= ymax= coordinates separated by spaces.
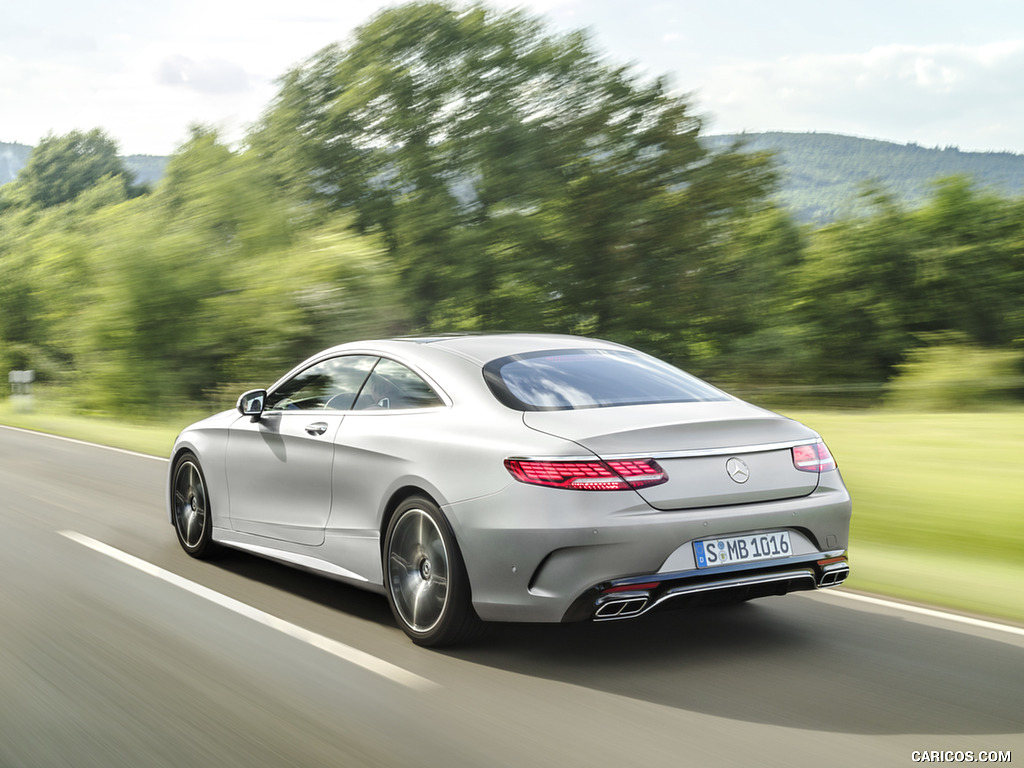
xmin=237 ymin=389 xmax=267 ymax=420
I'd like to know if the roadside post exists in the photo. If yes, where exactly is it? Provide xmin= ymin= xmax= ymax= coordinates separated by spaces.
xmin=9 ymin=369 xmax=35 ymax=412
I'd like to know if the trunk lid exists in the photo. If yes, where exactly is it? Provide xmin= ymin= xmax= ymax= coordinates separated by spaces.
xmin=522 ymin=400 xmax=820 ymax=510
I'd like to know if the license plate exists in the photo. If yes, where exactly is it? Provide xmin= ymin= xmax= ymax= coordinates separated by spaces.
xmin=694 ymin=531 xmax=792 ymax=569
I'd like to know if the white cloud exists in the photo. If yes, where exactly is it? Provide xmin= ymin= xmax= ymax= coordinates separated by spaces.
xmin=700 ymin=40 xmax=1024 ymax=150
xmin=6 ymin=1 xmax=1024 ymax=155
xmin=156 ymin=55 xmax=251 ymax=94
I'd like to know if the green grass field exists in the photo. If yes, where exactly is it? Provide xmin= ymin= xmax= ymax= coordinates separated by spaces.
xmin=784 ymin=409 xmax=1024 ymax=623
xmin=3 ymin=399 xmax=1022 ymax=624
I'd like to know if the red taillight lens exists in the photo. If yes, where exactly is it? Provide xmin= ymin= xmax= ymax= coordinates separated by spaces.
xmin=792 ymin=441 xmax=837 ymax=473
xmin=504 ymin=458 xmax=668 ymax=491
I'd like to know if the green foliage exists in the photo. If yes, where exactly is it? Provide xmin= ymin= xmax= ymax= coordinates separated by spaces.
xmin=14 ymin=131 xmax=1024 ymax=226
xmin=251 ymin=1 xmax=777 ymax=362
xmin=1 ymin=140 xmax=165 ymax=190
xmin=795 ymin=192 xmax=920 ymax=382
xmin=2 ymin=129 xmax=141 ymax=209
xmin=778 ymin=178 xmax=1024 ymax=395
xmin=884 ymin=337 xmax=1024 ymax=410
xmin=77 ymin=131 xmax=409 ymax=413
xmin=909 ymin=177 xmax=1024 ymax=347
xmin=0 ymin=128 xmax=407 ymax=415
xmin=3 ymin=5 xmax=1024 ymax=415
xmin=690 ymin=205 xmax=809 ymax=381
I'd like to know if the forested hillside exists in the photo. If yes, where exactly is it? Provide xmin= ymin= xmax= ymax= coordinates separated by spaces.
xmin=7 ymin=133 xmax=1023 ymax=224
xmin=705 ymin=132 xmax=1024 ymax=222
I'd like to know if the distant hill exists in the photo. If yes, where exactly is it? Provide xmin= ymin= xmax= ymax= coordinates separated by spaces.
xmin=704 ymin=131 xmax=1024 ymax=222
xmin=0 ymin=141 xmax=167 ymax=188
xmin=0 ymin=142 xmax=32 ymax=185
xmin=4 ymin=133 xmax=1024 ymax=222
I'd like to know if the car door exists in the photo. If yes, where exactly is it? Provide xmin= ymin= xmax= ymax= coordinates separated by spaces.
xmin=225 ymin=355 xmax=378 ymax=545
xmin=326 ymin=358 xmax=449 ymax=539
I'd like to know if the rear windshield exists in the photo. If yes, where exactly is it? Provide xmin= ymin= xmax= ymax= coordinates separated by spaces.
xmin=482 ymin=348 xmax=729 ymax=411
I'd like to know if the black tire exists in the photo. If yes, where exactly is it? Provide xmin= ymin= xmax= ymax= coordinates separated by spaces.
xmin=383 ymin=495 xmax=483 ymax=647
xmin=171 ymin=452 xmax=218 ymax=559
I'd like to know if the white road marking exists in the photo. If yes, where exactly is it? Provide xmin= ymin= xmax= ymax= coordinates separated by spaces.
xmin=0 ymin=423 xmax=167 ymax=462
xmin=815 ymin=589 xmax=1024 ymax=638
xmin=58 ymin=530 xmax=438 ymax=691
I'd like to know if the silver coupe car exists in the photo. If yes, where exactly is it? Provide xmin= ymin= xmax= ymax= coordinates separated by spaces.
xmin=168 ymin=334 xmax=852 ymax=646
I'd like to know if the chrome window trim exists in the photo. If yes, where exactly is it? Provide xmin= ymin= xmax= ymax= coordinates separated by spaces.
xmin=265 ymin=351 xmax=454 ymax=412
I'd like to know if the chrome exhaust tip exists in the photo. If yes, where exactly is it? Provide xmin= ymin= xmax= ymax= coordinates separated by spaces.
xmin=818 ymin=564 xmax=850 ymax=587
xmin=594 ymin=596 xmax=649 ymax=619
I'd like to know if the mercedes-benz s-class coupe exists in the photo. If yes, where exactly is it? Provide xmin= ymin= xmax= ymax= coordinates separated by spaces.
xmin=168 ymin=334 xmax=852 ymax=646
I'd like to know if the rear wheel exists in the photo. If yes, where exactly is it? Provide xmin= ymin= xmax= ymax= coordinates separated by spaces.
xmin=384 ymin=496 xmax=482 ymax=647
xmin=171 ymin=452 xmax=218 ymax=559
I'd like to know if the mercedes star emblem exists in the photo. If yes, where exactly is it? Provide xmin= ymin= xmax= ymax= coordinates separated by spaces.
xmin=726 ymin=457 xmax=750 ymax=484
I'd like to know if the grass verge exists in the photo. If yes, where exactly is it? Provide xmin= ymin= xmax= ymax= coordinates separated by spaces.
xmin=0 ymin=398 xmax=191 ymax=458
xmin=786 ymin=409 xmax=1024 ymax=625
xmin=845 ymin=543 xmax=1023 ymax=624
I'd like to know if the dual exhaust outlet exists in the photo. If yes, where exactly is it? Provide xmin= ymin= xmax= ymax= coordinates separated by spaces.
xmin=593 ymin=561 xmax=850 ymax=621
xmin=818 ymin=562 xmax=850 ymax=586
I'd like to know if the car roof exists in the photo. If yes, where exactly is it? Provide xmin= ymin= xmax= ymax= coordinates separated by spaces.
xmin=391 ymin=333 xmax=629 ymax=365
xmin=277 ymin=333 xmax=636 ymax=391
xmin=273 ymin=334 xmax=629 ymax=407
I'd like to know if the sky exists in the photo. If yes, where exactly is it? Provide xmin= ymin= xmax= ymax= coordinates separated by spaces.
xmin=4 ymin=0 xmax=1024 ymax=157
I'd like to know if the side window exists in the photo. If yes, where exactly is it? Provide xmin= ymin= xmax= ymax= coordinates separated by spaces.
xmin=353 ymin=358 xmax=444 ymax=411
xmin=265 ymin=356 xmax=378 ymax=411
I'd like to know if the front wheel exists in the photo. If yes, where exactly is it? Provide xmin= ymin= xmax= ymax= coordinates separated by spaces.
xmin=171 ymin=452 xmax=218 ymax=559
xmin=384 ymin=496 xmax=483 ymax=647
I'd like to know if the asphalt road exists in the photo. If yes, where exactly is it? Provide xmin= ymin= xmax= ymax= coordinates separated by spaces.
xmin=1 ymin=425 xmax=1021 ymax=767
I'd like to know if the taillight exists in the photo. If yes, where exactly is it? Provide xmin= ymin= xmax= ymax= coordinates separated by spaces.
xmin=792 ymin=441 xmax=837 ymax=472
xmin=504 ymin=458 xmax=668 ymax=491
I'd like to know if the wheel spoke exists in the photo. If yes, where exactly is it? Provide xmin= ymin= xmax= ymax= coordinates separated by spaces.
xmin=409 ymin=581 xmax=428 ymax=627
xmin=185 ymin=509 xmax=197 ymax=546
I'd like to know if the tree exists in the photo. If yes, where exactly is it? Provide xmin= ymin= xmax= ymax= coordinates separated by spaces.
xmin=251 ymin=1 xmax=777 ymax=361
xmin=3 ymin=129 xmax=141 ymax=209
xmin=797 ymin=189 xmax=922 ymax=382
xmin=697 ymin=205 xmax=814 ymax=384
xmin=0 ymin=127 xmax=406 ymax=414
xmin=69 ymin=129 xmax=408 ymax=412
xmin=909 ymin=177 xmax=1024 ymax=347
xmin=790 ymin=177 xmax=1024 ymax=388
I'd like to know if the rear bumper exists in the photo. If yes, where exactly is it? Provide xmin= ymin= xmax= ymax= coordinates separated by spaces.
xmin=563 ymin=552 xmax=849 ymax=622
xmin=445 ymin=472 xmax=852 ymax=624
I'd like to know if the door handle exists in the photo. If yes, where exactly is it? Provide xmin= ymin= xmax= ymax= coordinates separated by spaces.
xmin=305 ymin=422 xmax=329 ymax=436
